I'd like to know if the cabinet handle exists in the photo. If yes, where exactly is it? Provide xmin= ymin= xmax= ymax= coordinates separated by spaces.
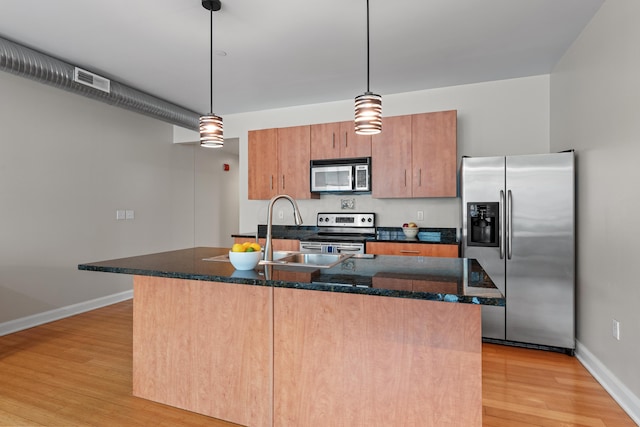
xmin=404 ymin=170 xmax=407 ymax=187
xmin=419 ymin=169 xmax=422 ymax=187
xmin=400 ymin=250 xmax=420 ymax=254
xmin=332 ymin=133 xmax=335 ymax=149
xmin=344 ymin=132 xmax=348 ymax=148
xmin=282 ymin=174 xmax=285 ymax=190
xmin=270 ymin=175 xmax=273 ymax=190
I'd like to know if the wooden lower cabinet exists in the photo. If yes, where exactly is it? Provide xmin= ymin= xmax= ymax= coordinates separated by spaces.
xmin=273 ymin=287 xmax=482 ymax=426
xmin=371 ymin=272 xmax=459 ymax=294
xmin=133 ymin=276 xmax=482 ymax=427
xmin=366 ymin=241 xmax=459 ymax=257
xmin=233 ymin=237 xmax=299 ymax=252
xmin=133 ymin=276 xmax=272 ymax=427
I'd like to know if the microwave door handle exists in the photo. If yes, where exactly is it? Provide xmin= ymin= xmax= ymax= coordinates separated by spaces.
xmin=351 ymin=166 xmax=355 ymax=190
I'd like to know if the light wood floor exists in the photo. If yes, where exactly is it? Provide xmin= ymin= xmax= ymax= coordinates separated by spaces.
xmin=0 ymin=300 xmax=635 ymax=427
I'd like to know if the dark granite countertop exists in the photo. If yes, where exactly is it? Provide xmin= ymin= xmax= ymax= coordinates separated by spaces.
xmin=233 ymin=226 xmax=459 ymax=245
xmin=78 ymin=247 xmax=503 ymax=306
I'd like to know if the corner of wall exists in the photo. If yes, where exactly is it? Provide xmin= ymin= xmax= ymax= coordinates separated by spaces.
xmin=576 ymin=340 xmax=640 ymax=425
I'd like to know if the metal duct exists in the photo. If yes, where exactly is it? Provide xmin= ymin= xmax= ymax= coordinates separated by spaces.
xmin=0 ymin=36 xmax=200 ymax=130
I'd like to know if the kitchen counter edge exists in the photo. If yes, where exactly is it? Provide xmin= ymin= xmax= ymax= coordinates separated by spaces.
xmin=78 ymin=247 xmax=503 ymax=306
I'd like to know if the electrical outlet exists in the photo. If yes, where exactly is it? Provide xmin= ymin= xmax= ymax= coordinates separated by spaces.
xmin=125 ymin=210 xmax=135 ymax=220
xmin=612 ymin=319 xmax=620 ymax=340
xmin=116 ymin=210 xmax=126 ymax=220
xmin=417 ymin=211 xmax=424 ymax=221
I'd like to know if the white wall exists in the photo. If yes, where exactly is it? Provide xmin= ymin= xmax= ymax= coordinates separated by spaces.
xmin=223 ymin=75 xmax=550 ymax=232
xmin=0 ymin=71 xmax=238 ymax=328
xmin=551 ymin=0 xmax=640 ymax=419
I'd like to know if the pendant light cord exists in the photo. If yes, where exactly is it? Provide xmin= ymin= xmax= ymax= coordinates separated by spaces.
xmin=366 ymin=0 xmax=370 ymax=93
xmin=209 ymin=7 xmax=213 ymax=114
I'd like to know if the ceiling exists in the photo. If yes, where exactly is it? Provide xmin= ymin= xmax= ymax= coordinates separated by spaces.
xmin=1 ymin=0 xmax=602 ymax=118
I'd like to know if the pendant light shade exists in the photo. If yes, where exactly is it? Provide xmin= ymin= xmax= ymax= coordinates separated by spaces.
xmin=200 ymin=0 xmax=223 ymax=148
xmin=199 ymin=114 xmax=224 ymax=147
xmin=355 ymin=0 xmax=381 ymax=135
xmin=354 ymin=92 xmax=382 ymax=135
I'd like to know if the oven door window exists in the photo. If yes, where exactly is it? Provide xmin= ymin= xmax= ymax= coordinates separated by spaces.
xmin=311 ymin=166 xmax=353 ymax=191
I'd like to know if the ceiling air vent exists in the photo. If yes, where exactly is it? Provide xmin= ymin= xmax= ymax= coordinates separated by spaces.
xmin=73 ymin=67 xmax=111 ymax=93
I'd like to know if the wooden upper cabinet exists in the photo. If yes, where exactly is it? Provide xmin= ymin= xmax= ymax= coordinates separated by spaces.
xmin=310 ymin=122 xmax=340 ymax=159
xmin=249 ymin=110 xmax=455 ymax=200
xmin=338 ymin=121 xmax=371 ymax=158
xmin=411 ymin=110 xmax=457 ymax=197
xmin=371 ymin=115 xmax=413 ymax=198
xmin=248 ymin=126 xmax=317 ymax=200
xmin=248 ymin=128 xmax=278 ymax=200
xmin=310 ymin=121 xmax=371 ymax=160
xmin=277 ymin=125 xmax=317 ymax=199
xmin=371 ymin=110 xmax=457 ymax=198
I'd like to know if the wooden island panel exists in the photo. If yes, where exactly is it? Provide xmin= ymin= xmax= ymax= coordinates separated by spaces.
xmin=132 ymin=276 xmax=273 ymax=427
xmin=273 ymin=287 xmax=482 ymax=426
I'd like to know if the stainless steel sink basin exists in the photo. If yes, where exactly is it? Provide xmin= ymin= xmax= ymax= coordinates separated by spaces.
xmin=260 ymin=251 xmax=352 ymax=268
xmin=203 ymin=251 xmax=352 ymax=269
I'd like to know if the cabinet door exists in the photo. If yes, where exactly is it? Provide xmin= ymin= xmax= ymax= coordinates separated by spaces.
xmin=248 ymin=128 xmax=278 ymax=200
xmin=257 ymin=238 xmax=300 ymax=252
xmin=411 ymin=111 xmax=457 ymax=197
xmin=371 ymin=115 xmax=413 ymax=198
xmin=277 ymin=125 xmax=316 ymax=199
xmin=310 ymin=122 xmax=340 ymax=160
xmin=366 ymin=242 xmax=459 ymax=257
xmin=339 ymin=121 xmax=371 ymax=158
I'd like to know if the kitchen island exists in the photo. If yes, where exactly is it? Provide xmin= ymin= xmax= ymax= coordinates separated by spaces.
xmin=79 ymin=247 xmax=503 ymax=427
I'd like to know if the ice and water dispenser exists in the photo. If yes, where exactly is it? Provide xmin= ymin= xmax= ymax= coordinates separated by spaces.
xmin=466 ymin=202 xmax=499 ymax=247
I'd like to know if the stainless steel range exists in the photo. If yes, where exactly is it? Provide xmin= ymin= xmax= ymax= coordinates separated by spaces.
xmin=299 ymin=212 xmax=375 ymax=258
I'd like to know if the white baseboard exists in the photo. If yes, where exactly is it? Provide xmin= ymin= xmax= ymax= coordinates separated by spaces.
xmin=0 ymin=290 xmax=133 ymax=336
xmin=576 ymin=340 xmax=640 ymax=426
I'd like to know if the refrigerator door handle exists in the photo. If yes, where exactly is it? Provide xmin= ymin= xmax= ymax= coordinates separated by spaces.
xmin=499 ymin=190 xmax=505 ymax=259
xmin=507 ymin=189 xmax=513 ymax=260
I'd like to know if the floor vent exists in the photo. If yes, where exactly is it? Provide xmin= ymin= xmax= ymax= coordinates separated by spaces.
xmin=73 ymin=67 xmax=111 ymax=93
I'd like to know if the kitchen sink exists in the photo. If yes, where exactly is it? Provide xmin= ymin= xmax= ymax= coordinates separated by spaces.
xmin=203 ymin=251 xmax=352 ymax=269
xmin=260 ymin=251 xmax=353 ymax=269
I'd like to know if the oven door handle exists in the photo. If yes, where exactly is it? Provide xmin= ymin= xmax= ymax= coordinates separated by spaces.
xmin=300 ymin=243 xmax=323 ymax=252
xmin=336 ymin=246 xmax=363 ymax=253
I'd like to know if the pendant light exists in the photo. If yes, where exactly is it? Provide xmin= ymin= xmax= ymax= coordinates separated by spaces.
xmin=200 ymin=0 xmax=223 ymax=148
xmin=354 ymin=0 xmax=382 ymax=135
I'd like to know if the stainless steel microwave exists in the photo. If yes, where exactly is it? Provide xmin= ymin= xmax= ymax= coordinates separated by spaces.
xmin=310 ymin=157 xmax=371 ymax=193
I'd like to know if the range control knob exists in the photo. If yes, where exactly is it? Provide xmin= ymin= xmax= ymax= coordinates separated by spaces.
xmin=325 ymin=217 xmax=330 ymax=222
xmin=368 ymin=217 xmax=373 ymax=222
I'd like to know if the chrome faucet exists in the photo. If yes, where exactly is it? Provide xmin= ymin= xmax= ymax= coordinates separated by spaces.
xmin=264 ymin=194 xmax=303 ymax=262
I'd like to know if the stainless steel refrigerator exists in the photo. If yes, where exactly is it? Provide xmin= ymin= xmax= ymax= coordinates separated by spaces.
xmin=461 ymin=152 xmax=575 ymax=353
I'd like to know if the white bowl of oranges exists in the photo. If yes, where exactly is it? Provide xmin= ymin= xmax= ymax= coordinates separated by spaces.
xmin=229 ymin=241 xmax=263 ymax=270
